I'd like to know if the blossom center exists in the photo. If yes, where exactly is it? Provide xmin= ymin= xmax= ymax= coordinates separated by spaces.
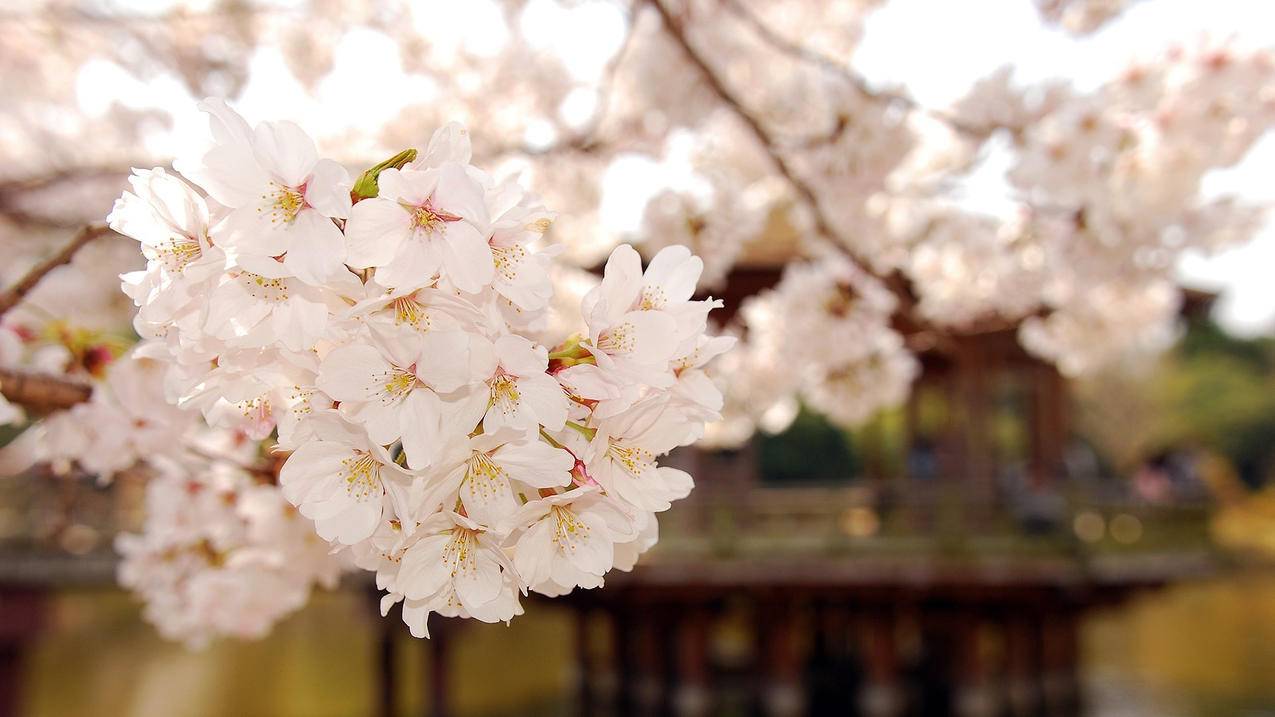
xmin=465 ymin=452 xmax=508 ymax=498
xmin=288 ymin=385 xmax=315 ymax=419
xmin=607 ymin=439 xmax=655 ymax=477
xmin=596 ymin=322 xmax=636 ymax=355
xmin=639 ymin=286 xmax=667 ymax=311
xmin=492 ymin=244 xmax=527 ymax=282
xmin=392 ymin=296 xmax=431 ymax=331
xmin=260 ymin=182 xmax=306 ymax=224
xmin=550 ymin=505 xmax=589 ymax=552
xmin=154 ymin=234 xmax=202 ymax=273
xmin=441 ymin=528 xmax=478 ymax=579
xmin=378 ymin=367 xmax=418 ymax=403
xmin=341 ymin=452 xmax=382 ymax=501
xmin=237 ymin=396 xmax=272 ymax=420
xmin=404 ymin=201 xmax=462 ymax=235
xmin=487 ymin=372 xmax=521 ymax=414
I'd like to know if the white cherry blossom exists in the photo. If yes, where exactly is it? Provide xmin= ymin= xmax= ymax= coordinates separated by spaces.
xmin=345 ymin=164 xmax=492 ymax=293
xmin=504 ymin=487 xmax=636 ymax=595
xmin=177 ymin=100 xmax=352 ymax=285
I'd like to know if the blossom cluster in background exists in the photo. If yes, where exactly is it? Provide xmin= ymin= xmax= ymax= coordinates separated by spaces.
xmin=92 ymin=101 xmax=729 ymax=643
xmin=3 ymin=1 xmax=1274 ymax=452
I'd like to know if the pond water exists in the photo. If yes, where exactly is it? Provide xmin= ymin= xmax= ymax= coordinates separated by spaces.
xmin=20 ymin=574 xmax=1275 ymax=716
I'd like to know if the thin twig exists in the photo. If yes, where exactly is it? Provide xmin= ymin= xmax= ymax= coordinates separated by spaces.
xmin=642 ymin=0 xmax=918 ymax=309
xmin=0 ymin=223 xmax=116 ymax=318
xmin=718 ymin=0 xmax=997 ymax=140
xmin=0 ymin=368 xmax=92 ymax=412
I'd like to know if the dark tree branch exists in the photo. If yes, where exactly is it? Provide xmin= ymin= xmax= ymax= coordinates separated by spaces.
xmin=642 ymin=0 xmax=920 ymax=313
xmin=718 ymin=0 xmax=1002 ymax=140
xmin=0 ymin=368 xmax=92 ymax=412
xmin=0 ymin=223 xmax=117 ymax=318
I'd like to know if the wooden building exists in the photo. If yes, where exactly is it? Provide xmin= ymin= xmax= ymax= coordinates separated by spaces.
xmin=543 ymin=269 xmax=1221 ymax=717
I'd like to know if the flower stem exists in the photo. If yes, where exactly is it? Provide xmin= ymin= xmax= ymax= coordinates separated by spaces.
xmin=539 ymin=428 xmax=566 ymax=449
xmin=564 ymin=420 xmax=597 ymax=441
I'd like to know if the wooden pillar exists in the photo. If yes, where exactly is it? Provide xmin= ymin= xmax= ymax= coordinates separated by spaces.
xmin=1040 ymin=609 xmax=1081 ymax=717
xmin=574 ymin=607 xmax=593 ymax=716
xmin=952 ymin=615 xmax=998 ymax=717
xmin=858 ymin=611 xmax=905 ymax=717
xmin=0 ymin=588 xmax=46 ymax=717
xmin=1005 ymin=615 xmax=1044 ymax=717
xmin=371 ymin=590 xmax=396 ymax=717
xmin=673 ymin=606 xmax=712 ymax=716
xmin=759 ymin=601 xmax=804 ymax=717
xmin=632 ymin=604 xmax=669 ymax=717
xmin=1030 ymin=363 xmax=1069 ymax=488
xmin=611 ymin=603 xmax=635 ymax=717
xmin=956 ymin=339 xmax=996 ymax=528
xmin=427 ymin=618 xmax=451 ymax=717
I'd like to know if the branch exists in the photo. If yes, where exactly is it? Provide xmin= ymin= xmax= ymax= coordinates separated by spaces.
xmin=0 ymin=368 xmax=92 ymax=412
xmin=0 ymin=223 xmax=117 ymax=318
xmin=642 ymin=0 xmax=919 ymax=309
xmin=718 ymin=0 xmax=999 ymax=140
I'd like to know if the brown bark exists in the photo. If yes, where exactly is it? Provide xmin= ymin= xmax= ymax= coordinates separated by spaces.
xmin=0 ymin=368 xmax=92 ymax=412
xmin=0 ymin=223 xmax=117 ymax=319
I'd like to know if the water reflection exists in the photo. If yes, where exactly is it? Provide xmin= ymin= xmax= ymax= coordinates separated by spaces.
xmin=21 ymin=576 xmax=1275 ymax=716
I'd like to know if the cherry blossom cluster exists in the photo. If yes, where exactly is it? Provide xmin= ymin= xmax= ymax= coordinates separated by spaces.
xmin=687 ymin=42 xmax=1275 ymax=440
xmin=106 ymin=100 xmax=729 ymax=640
xmin=704 ymin=257 xmax=916 ymax=447
xmin=116 ymin=459 xmax=340 ymax=649
xmin=4 ymin=355 xmax=197 ymax=480
xmin=7 ymin=2 xmax=1264 ymax=456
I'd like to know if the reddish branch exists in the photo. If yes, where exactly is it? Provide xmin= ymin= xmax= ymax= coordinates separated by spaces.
xmin=0 ymin=224 xmax=114 ymax=412
xmin=717 ymin=0 xmax=998 ymax=140
xmin=643 ymin=0 xmax=924 ymax=317
xmin=0 ymin=368 xmax=92 ymax=412
xmin=0 ymin=223 xmax=116 ymax=318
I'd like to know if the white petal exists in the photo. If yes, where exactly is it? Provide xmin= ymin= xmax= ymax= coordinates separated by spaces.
xmin=584 ymin=245 xmax=642 ymax=329
xmin=493 ymin=440 xmax=574 ymax=489
xmin=418 ymin=122 xmax=472 ymax=168
xmin=567 ymin=512 xmax=615 ymax=576
xmin=345 ymin=198 xmax=411 ymax=269
xmin=253 ymin=120 xmax=319 ymax=187
xmin=494 ymin=334 xmax=546 ymax=376
xmin=439 ymin=222 xmax=494 ymax=294
xmin=644 ymin=245 xmax=701 ymax=304
xmin=417 ymin=331 xmax=482 ymax=393
xmin=400 ymin=390 xmax=445 ymax=470
xmin=317 ymin=344 xmax=392 ymax=402
xmin=518 ymin=373 xmax=569 ymax=431
xmin=283 ymin=210 xmax=347 ymax=285
xmin=305 ymin=159 xmax=353 ymax=219
xmin=373 ymin=239 xmax=442 ymax=291
xmin=398 ymin=535 xmax=453 ymax=600
xmin=377 ymin=168 xmax=437 ymax=205
xmin=454 ymin=552 xmax=503 ymax=609
xmin=433 ymin=163 xmax=488 ymax=225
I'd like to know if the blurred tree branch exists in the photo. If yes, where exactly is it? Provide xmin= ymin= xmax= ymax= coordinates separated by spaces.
xmin=0 ymin=223 xmax=117 ymax=318
xmin=643 ymin=0 xmax=924 ymax=318
xmin=0 ymin=368 xmax=92 ymax=412
xmin=717 ymin=0 xmax=1003 ymax=141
